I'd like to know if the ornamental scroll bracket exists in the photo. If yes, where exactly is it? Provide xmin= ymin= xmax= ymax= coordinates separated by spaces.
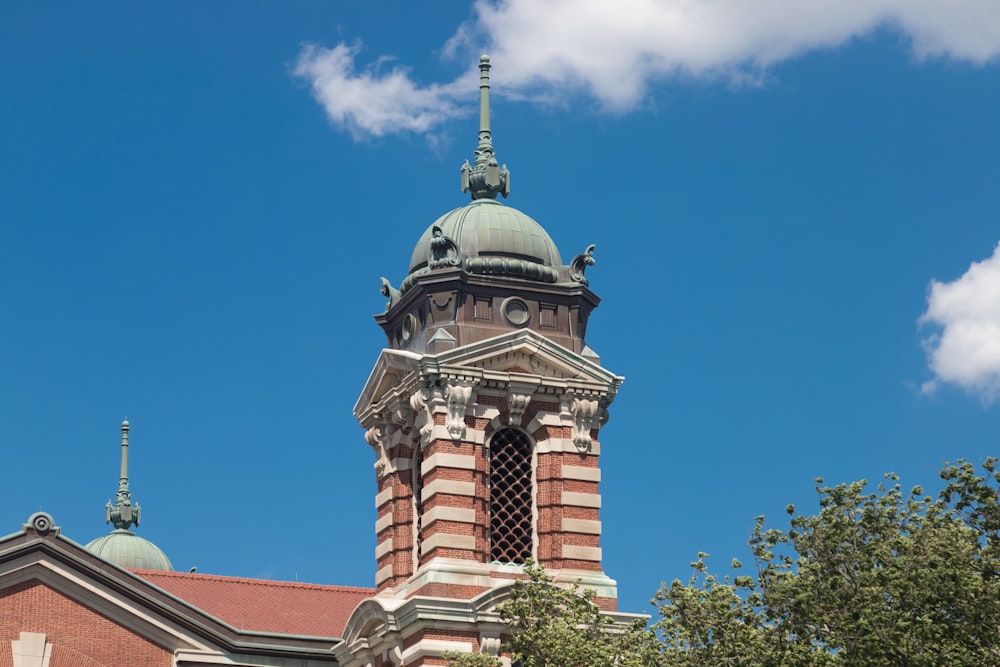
xmin=379 ymin=277 xmax=401 ymax=312
xmin=506 ymin=379 xmax=539 ymax=427
xmin=563 ymin=394 xmax=600 ymax=452
xmin=507 ymin=391 xmax=531 ymax=427
xmin=479 ymin=633 xmax=502 ymax=658
xmin=570 ymin=244 xmax=596 ymax=286
xmin=444 ymin=380 xmax=477 ymax=440
xmin=409 ymin=388 xmax=435 ymax=443
xmin=364 ymin=423 xmax=393 ymax=479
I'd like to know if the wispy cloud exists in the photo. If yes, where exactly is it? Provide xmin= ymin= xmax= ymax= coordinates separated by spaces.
xmin=293 ymin=43 xmax=469 ymax=140
xmin=920 ymin=243 xmax=1000 ymax=405
xmin=295 ymin=0 xmax=1000 ymax=140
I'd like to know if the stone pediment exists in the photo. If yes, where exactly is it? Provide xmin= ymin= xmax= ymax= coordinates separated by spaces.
xmin=431 ymin=329 xmax=619 ymax=385
xmin=354 ymin=329 xmax=623 ymax=423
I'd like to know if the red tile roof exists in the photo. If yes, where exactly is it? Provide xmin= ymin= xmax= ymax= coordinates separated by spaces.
xmin=133 ymin=569 xmax=375 ymax=638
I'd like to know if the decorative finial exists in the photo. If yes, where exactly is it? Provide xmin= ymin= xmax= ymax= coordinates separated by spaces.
xmin=461 ymin=54 xmax=510 ymax=200
xmin=105 ymin=420 xmax=140 ymax=531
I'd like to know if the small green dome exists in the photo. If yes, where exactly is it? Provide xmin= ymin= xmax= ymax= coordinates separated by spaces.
xmin=408 ymin=199 xmax=562 ymax=276
xmin=86 ymin=529 xmax=173 ymax=571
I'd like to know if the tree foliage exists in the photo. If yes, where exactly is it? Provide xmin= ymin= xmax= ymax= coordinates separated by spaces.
xmin=447 ymin=561 xmax=656 ymax=667
xmin=449 ymin=460 xmax=1000 ymax=666
xmin=655 ymin=459 xmax=1000 ymax=665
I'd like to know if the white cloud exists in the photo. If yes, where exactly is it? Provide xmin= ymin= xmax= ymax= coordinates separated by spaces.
xmin=295 ymin=0 xmax=1000 ymax=139
xmin=920 ymin=243 xmax=1000 ymax=404
xmin=292 ymin=43 xmax=468 ymax=140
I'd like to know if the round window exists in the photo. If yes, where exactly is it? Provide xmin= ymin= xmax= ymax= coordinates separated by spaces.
xmin=501 ymin=297 xmax=530 ymax=327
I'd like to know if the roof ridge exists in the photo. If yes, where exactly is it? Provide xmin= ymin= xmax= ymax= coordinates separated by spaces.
xmin=131 ymin=568 xmax=375 ymax=593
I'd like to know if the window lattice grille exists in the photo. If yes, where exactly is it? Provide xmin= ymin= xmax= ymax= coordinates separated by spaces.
xmin=489 ymin=428 xmax=533 ymax=563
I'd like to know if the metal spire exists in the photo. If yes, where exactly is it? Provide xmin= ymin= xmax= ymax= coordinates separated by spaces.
xmin=461 ymin=55 xmax=510 ymax=200
xmin=105 ymin=419 xmax=140 ymax=531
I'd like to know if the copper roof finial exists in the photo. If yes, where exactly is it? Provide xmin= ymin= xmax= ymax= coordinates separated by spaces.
xmin=105 ymin=419 xmax=140 ymax=531
xmin=461 ymin=55 xmax=510 ymax=200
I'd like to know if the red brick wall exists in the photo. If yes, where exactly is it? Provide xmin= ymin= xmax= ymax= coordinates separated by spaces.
xmin=0 ymin=580 xmax=172 ymax=667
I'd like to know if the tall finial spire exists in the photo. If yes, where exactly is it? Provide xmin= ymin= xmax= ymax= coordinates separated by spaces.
xmin=105 ymin=419 xmax=140 ymax=531
xmin=461 ymin=55 xmax=510 ymax=200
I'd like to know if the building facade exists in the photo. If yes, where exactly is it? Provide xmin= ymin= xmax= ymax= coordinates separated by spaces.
xmin=0 ymin=56 xmax=632 ymax=667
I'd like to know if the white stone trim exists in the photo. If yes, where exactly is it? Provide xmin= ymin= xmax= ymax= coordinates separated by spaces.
xmin=535 ymin=437 xmax=601 ymax=455
xmin=420 ymin=423 xmax=488 ymax=445
xmin=387 ymin=456 xmax=412 ymax=471
xmin=562 ymin=545 xmax=602 ymax=561
xmin=422 ymin=479 xmax=476 ymax=499
xmin=562 ymin=491 xmax=602 ymax=508
xmin=375 ymin=537 xmax=394 ymax=559
xmin=562 ymin=518 xmax=602 ymax=534
xmin=421 ymin=452 xmax=476 ymax=475
xmin=422 ymin=506 xmax=476 ymax=526
xmin=401 ymin=639 xmax=474 ymax=664
xmin=375 ymin=487 xmax=393 ymax=508
xmin=422 ymin=533 xmax=476 ymax=552
xmin=549 ymin=569 xmax=620 ymax=599
xmin=375 ymin=512 xmax=393 ymax=534
xmin=525 ymin=412 xmax=565 ymax=433
xmin=473 ymin=403 xmax=501 ymax=421
xmin=375 ymin=563 xmax=394 ymax=585
xmin=391 ymin=559 xmax=494 ymax=597
xmin=11 ymin=632 xmax=51 ymax=667
xmin=562 ymin=465 xmax=601 ymax=482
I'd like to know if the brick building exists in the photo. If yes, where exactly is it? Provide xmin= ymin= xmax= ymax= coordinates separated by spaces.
xmin=0 ymin=56 xmax=636 ymax=667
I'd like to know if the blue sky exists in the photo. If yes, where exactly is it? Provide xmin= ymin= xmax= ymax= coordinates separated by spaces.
xmin=2 ymin=2 xmax=999 ymax=616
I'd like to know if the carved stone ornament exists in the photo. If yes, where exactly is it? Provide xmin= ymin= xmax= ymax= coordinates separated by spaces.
xmin=409 ymin=388 xmax=435 ymax=442
xmin=365 ymin=425 xmax=393 ymax=479
xmin=386 ymin=641 xmax=404 ymax=666
xmin=444 ymin=381 xmax=476 ymax=440
xmin=570 ymin=244 xmax=596 ymax=286
xmin=507 ymin=389 xmax=532 ymax=427
xmin=428 ymin=225 xmax=461 ymax=269
xmin=379 ymin=277 xmax=401 ymax=312
xmin=479 ymin=633 xmax=502 ymax=657
xmin=26 ymin=512 xmax=55 ymax=536
xmin=570 ymin=396 xmax=600 ymax=452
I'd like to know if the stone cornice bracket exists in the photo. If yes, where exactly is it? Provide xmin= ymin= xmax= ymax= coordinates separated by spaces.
xmin=506 ymin=378 xmax=540 ymax=427
xmin=409 ymin=388 xmax=434 ymax=443
xmin=444 ymin=380 xmax=477 ymax=440
xmin=386 ymin=639 xmax=404 ymax=666
xmin=479 ymin=632 xmax=501 ymax=658
xmin=390 ymin=400 xmax=413 ymax=430
xmin=564 ymin=395 xmax=600 ymax=452
xmin=365 ymin=422 xmax=394 ymax=479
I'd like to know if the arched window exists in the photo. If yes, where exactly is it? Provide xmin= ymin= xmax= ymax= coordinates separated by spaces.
xmin=489 ymin=428 xmax=533 ymax=563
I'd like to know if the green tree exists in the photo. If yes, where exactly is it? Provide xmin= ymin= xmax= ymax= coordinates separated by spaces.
xmin=655 ymin=460 xmax=1000 ymax=666
xmin=451 ymin=461 xmax=1000 ymax=666
xmin=447 ymin=560 xmax=657 ymax=667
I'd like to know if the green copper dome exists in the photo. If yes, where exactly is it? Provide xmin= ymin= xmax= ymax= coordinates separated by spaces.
xmin=86 ymin=420 xmax=173 ymax=572
xmin=86 ymin=530 xmax=174 ymax=571
xmin=408 ymin=199 xmax=562 ymax=275
xmin=385 ymin=55 xmax=597 ymax=302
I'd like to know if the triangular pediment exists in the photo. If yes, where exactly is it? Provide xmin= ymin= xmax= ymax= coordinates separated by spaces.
xmin=431 ymin=329 xmax=621 ymax=385
xmin=355 ymin=330 xmax=623 ymax=421
xmin=0 ymin=515 xmax=344 ymax=666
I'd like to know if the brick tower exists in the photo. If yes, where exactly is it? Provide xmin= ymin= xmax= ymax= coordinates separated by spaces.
xmin=340 ymin=56 xmax=626 ymax=667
